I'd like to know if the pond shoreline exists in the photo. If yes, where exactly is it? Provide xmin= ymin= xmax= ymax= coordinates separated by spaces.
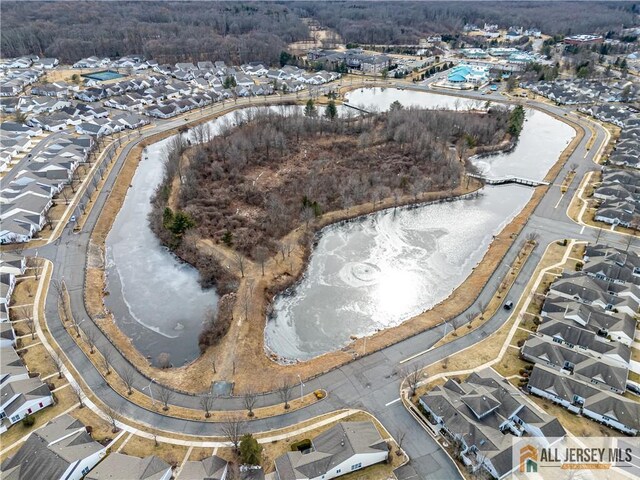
xmin=83 ymin=88 xmax=583 ymax=393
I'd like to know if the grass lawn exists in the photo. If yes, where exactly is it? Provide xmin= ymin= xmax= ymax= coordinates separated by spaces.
xmin=188 ymin=446 xmax=214 ymax=461
xmin=20 ymin=343 xmax=59 ymax=380
xmin=70 ymin=407 xmax=118 ymax=445
xmin=493 ymin=348 xmax=529 ymax=378
xmin=119 ymin=435 xmax=188 ymax=467
xmin=527 ymin=395 xmax=619 ymax=437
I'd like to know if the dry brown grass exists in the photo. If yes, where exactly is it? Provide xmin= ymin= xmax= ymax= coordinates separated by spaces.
xmin=188 ymin=447 xmax=214 ymax=461
xmin=70 ymin=407 xmax=118 ymax=445
xmin=493 ymin=348 xmax=529 ymax=378
xmin=119 ymin=434 xmax=188 ymax=466
xmin=527 ymin=395 xmax=619 ymax=437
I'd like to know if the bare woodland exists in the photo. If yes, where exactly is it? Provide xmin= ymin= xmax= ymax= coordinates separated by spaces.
xmin=152 ymin=105 xmax=510 ymax=271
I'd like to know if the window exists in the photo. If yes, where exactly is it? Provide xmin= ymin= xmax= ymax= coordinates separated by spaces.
xmin=27 ymin=408 xmax=32 ymax=414
xmin=82 ymin=466 xmax=90 ymax=475
xmin=336 ymin=469 xmax=341 ymax=474
xmin=351 ymin=463 xmax=362 ymax=471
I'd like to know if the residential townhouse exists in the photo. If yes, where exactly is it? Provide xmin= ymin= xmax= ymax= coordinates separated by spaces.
xmin=0 ymin=273 xmax=16 ymax=308
xmin=0 ymin=414 xmax=108 ymax=478
xmin=274 ymin=421 xmax=389 ymax=480
xmin=0 ymin=323 xmax=16 ymax=348
xmin=419 ymin=369 xmax=565 ymax=480
xmin=527 ymin=364 xmax=640 ymax=435
xmin=0 ymin=134 xmax=92 ymax=243
xmin=535 ymin=319 xmax=631 ymax=367
xmin=73 ymin=56 xmax=111 ymax=68
xmin=176 ymin=455 xmax=228 ymax=480
xmin=548 ymin=271 xmax=640 ymax=316
xmin=0 ymin=377 xmax=53 ymax=432
xmin=85 ymin=453 xmax=172 ymax=480
xmin=582 ymin=243 xmax=640 ymax=287
xmin=520 ymin=335 xmax=629 ymax=394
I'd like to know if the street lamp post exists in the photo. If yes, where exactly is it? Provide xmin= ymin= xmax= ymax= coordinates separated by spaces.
xmin=297 ymin=374 xmax=305 ymax=401
xmin=75 ymin=318 xmax=86 ymax=337
xmin=143 ymin=378 xmax=156 ymax=406
xmin=442 ymin=316 xmax=451 ymax=338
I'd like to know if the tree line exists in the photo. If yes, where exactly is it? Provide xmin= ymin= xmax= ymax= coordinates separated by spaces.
xmin=2 ymin=2 xmax=636 ymax=63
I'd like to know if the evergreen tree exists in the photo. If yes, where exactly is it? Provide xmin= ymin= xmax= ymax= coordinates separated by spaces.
xmin=239 ymin=434 xmax=262 ymax=465
xmin=324 ymin=100 xmax=337 ymax=120
xmin=304 ymin=99 xmax=317 ymax=117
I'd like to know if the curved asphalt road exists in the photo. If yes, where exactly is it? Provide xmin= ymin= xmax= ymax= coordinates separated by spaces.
xmin=27 ymin=85 xmax=634 ymax=479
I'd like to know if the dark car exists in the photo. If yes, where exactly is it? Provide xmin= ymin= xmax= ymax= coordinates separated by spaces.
xmin=503 ymin=301 xmax=514 ymax=310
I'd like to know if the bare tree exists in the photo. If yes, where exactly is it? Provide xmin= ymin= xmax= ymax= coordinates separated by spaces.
xmin=254 ymin=246 xmax=268 ymax=276
xmin=18 ymin=306 xmax=36 ymax=339
xmin=121 ymin=367 xmax=135 ymax=395
xmin=71 ymin=319 xmax=82 ymax=338
xmin=51 ymin=352 xmax=64 ymax=379
xmin=51 ymin=279 xmax=65 ymax=302
xmin=72 ymin=384 xmax=85 ymax=408
xmin=395 ymin=428 xmax=407 ymax=453
xmin=27 ymin=257 xmax=40 ymax=280
xmin=157 ymin=352 xmax=171 ymax=369
xmin=478 ymin=302 xmax=487 ymax=320
xmin=569 ymin=162 xmax=578 ymax=172
xmin=243 ymin=390 xmax=258 ymax=417
xmin=200 ymin=394 xmax=215 ymax=418
xmin=404 ymin=363 xmax=424 ymax=397
xmin=278 ymin=378 xmax=293 ymax=410
xmin=158 ymin=385 xmax=174 ymax=411
xmin=222 ymin=416 xmax=245 ymax=452
xmin=100 ymin=347 xmax=113 ymax=375
xmin=84 ymin=328 xmax=98 ymax=354
xmin=465 ymin=311 xmax=475 ymax=326
xmin=234 ymin=252 xmax=245 ymax=278
xmin=105 ymin=406 xmax=119 ymax=433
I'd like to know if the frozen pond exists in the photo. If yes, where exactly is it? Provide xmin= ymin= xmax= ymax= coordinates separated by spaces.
xmin=265 ymin=185 xmax=533 ymax=360
xmin=473 ymin=108 xmax=574 ymax=181
xmin=105 ymin=88 xmax=575 ymax=364
xmin=346 ymin=87 xmax=480 ymax=111
xmin=105 ymin=133 xmax=218 ymax=366
xmin=266 ymin=88 xmax=576 ymax=360
xmin=105 ymin=105 xmax=350 ymax=365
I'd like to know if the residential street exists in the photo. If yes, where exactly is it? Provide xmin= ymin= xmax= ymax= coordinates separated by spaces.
xmin=25 ymin=85 xmax=635 ymax=479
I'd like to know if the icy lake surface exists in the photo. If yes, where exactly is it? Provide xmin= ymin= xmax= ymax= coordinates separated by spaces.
xmin=265 ymin=88 xmax=575 ymax=360
xmin=105 ymin=89 xmax=575 ymax=363
xmin=105 ymin=105 xmax=332 ymax=365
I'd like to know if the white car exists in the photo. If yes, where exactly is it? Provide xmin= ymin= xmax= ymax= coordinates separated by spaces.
xmin=70 ymin=215 xmax=76 ymax=222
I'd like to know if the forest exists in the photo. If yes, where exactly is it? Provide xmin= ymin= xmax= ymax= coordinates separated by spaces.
xmin=2 ymin=1 xmax=637 ymax=63
xmin=149 ymin=104 xmax=513 ymax=279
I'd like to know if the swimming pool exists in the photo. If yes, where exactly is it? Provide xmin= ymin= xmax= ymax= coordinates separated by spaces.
xmin=81 ymin=70 xmax=124 ymax=82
